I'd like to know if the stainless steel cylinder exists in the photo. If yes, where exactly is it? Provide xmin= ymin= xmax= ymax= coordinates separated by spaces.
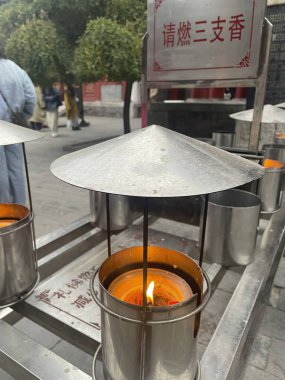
xmin=97 ymin=246 xmax=204 ymax=380
xmin=258 ymin=164 xmax=284 ymax=212
xmin=274 ymin=135 xmax=285 ymax=145
xmin=212 ymin=132 xmax=234 ymax=147
xmin=0 ymin=204 xmax=37 ymax=306
xmin=89 ymin=191 xmax=131 ymax=230
xmin=262 ymin=144 xmax=285 ymax=163
xmin=203 ymin=189 xmax=261 ymax=266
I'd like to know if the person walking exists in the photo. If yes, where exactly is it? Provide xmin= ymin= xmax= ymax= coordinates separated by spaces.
xmin=29 ymin=85 xmax=46 ymax=130
xmin=0 ymin=45 xmax=36 ymax=205
xmin=64 ymin=84 xmax=80 ymax=131
xmin=43 ymin=85 xmax=62 ymax=137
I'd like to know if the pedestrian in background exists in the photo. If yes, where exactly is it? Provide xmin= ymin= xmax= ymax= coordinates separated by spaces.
xmin=29 ymin=85 xmax=46 ymax=130
xmin=43 ymin=85 xmax=62 ymax=137
xmin=0 ymin=44 xmax=36 ymax=204
xmin=64 ymin=84 xmax=80 ymax=131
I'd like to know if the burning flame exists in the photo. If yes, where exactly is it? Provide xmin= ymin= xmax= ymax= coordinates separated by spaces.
xmin=147 ymin=281 xmax=155 ymax=305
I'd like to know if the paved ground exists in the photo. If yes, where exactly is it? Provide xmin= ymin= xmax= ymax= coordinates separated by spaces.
xmin=242 ymin=257 xmax=285 ymax=380
xmin=27 ymin=115 xmax=141 ymax=238
xmin=1 ymin=115 xmax=285 ymax=379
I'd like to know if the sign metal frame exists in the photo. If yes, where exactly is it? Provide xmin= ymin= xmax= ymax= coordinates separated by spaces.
xmin=142 ymin=0 xmax=272 ymax=152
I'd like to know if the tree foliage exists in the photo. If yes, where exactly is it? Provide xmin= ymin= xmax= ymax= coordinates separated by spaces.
xmin=22 ymin=0 xmax=104 ymax=45
xmin=0 ymin=0 xmax=145 ymax=85
xmin=0 ymin=0 xmax=35 ymax=45
xmin=0 ymin=0 xmax=146 ymax=132
xmin=5 ymin=19 xmax=70 ymax=86
xmin=73 ymin=18 xmax=141 ymax=83
xmin=104 ymin=0 xmax=146 ymax=36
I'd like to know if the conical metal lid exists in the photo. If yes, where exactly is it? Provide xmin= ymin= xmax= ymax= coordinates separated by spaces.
xmin=230 ymin=104 xmax=285 ymax=123
xmin=51 ymin=125 xmax=264 ymax=197
xmin=0 ymin=120 xmax=43 ymax=146
xmin=276 ymin=102 xmax=285 ymax=109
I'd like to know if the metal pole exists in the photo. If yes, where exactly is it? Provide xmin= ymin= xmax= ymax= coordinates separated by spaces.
xmin=22 ymin=143 xmax=38 ymax=270
xmin=142 ymin=197 xmax=149 ymax=311
xmin=89 ymin=191 xmax=96 ymax=227
xmin=140 ymin=197 xmax=149 ymax=380
xmin=105 ymin=193 xmax=112 ymax=257
xmin=22 ymin=143 xmax=33 ymax=215
xmin=141 ymin=33 xmax=149 ymax=129
xmin=199 ymin=194 xmax=209 ymax=268
xmin=249 ymin=18 xmax=273 ymax=152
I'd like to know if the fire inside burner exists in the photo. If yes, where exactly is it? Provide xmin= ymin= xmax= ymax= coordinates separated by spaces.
xmin=108 ymin=268 xmax=193 ymax=307
xmin=276 ymin=133 xmax=285 ymax=139
xmin=0 ymin=219 xmax=17 ymax=228
xmin=262 ymin=159 xmax=284 ymax=169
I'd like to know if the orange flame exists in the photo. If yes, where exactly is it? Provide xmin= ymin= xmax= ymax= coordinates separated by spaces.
xmin=146 ymin=281 xmax=155 ymax=305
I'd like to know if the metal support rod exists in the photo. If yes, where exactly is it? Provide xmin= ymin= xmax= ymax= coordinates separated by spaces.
xmin=142 ymin=197 xmax=149 ymax=313
xmin=249 ymin=18 xmax=273 ymax=152
xmin=22 ymin=143 xmax=33 ymax=214
xmin=274 ymin=122 xmax=277 ymax=137
xmin=140 ymin=327 xmax=147 ymax=380
xmin=199 ymin=194 xmax=209 ymax=268
xmin=105 ymin=193 xmax=112 ymax=257
xmin=141 ymin=33 xmax=149 ymax=129
xmin=22 ymin=143 xmax=38 ymax=270
xmin=140 ymin=197 xmax=149 ymax=380
xmin=145 ymin=79 xmax=259 ymax=90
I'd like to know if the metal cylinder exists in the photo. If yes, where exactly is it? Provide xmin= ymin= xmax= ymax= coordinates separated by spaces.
xmin=0 ymin=204 xmax=37 ymax=306
xmin=97 ymin=246 xmax=204 ymax=380
xmin=274 ymin=135 xmax=285 ymax=145
xmin=262 ymin=144 xmax=285 ymax=163
xmin=90 ymin=191 xmax=131 ymax=230
xmin=212 ymin=132 xmax=234 ymax=147
xmin=203 ymin=189 xmax=261 ymax=266
xmin=258 ymin=164 xmax=284 ymax=212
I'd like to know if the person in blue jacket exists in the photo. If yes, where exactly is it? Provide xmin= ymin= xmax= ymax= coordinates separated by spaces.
xmin=43 ymin=85 xmax=62 ymax=137
xmin=0 ymin=45 xmax=36 ymax=205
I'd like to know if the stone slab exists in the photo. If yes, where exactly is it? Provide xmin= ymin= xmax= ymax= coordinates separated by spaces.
xmin=248 ymin=334 xmax=272 ymax=370
xmin=199 ymin=289 xmax=232 ymax=347
xmin=259 ymin=306 xmax=285 ymax=342
xmin=217 ymin=269 xmax=243 ymax=294
xmin=266 ymin=338 xmax=285 ymax=379
xmin=242 ymin=364 xmax=283 ymax=380
xmin=273 ymin=257 xmax=285 ymax=289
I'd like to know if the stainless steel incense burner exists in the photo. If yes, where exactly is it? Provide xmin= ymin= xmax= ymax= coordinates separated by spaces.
xmin=51 ymin=124 xmax=264 ymax=380
xmin=0 ymin=204 xmax=37 ymax=306
xmin=0 ymin=121 xmax=42 ymax=307
xmin=91 ymin=246 xmax=210 ymax=380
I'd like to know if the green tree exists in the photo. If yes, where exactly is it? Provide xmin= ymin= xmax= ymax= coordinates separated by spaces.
xmin=0 ymin=0 xmax=104 ymax=48
xmin=22 ymin=0 xmax=104 ymax=45
xmin=73 ymin=17 xmax=141 ymax=134
xmin=0 ymin=0 xmax=146 ymax=131
xmin=0 ymin=0 xmax=35 ymax=46
xmin=6 ymin=19 xmax=70 ymax=86
xmin=105 ymin=0 xmax=146 ymax=36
